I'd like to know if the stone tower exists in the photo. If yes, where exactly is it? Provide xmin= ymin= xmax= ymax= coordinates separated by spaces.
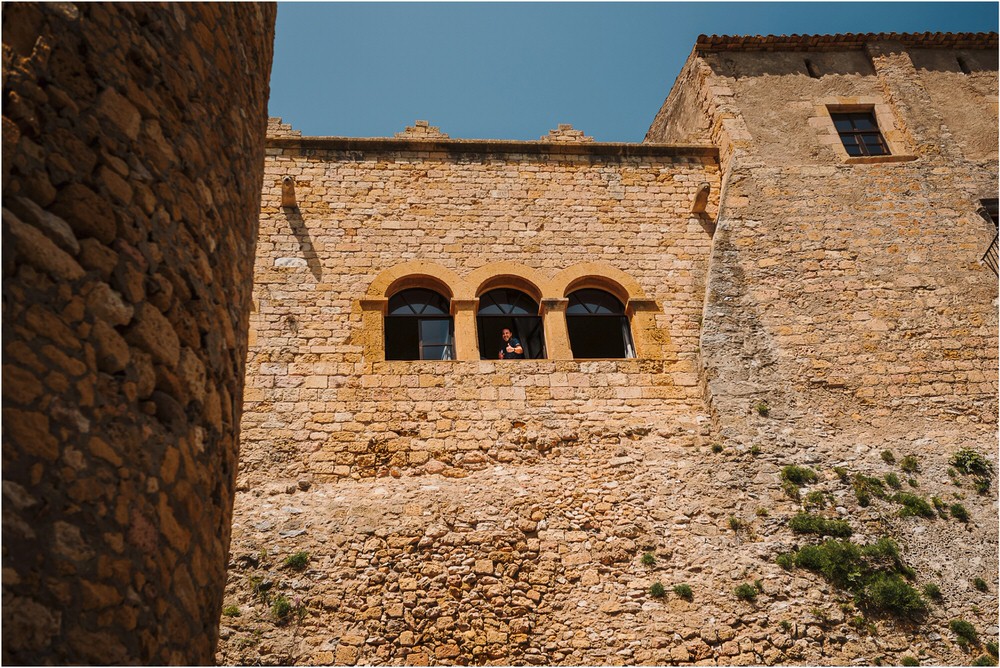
xmin=2 ymin=4 xmax=275 ymax=663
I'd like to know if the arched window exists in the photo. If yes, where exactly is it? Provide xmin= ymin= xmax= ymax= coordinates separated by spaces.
xmin=566 ymin=288 xmax=635 ymax=359
xmin=385 ymin=288 xmax=454 ymax=360
xmin=476 ymin=288 xmax=546 ymax=359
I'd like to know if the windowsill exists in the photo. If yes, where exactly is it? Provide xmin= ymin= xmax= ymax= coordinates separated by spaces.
xmin=843 ymin=154 xmax=917 ymax=165
xmin=376 ymin=358 xmax=643 ymax=363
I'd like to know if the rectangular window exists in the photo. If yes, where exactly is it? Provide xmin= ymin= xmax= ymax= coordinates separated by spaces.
xmin=831 ymin=111 xmax=889 ymax=157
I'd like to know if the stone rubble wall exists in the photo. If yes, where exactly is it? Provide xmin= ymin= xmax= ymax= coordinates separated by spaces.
xmin=242 ymin=141 xmax=721 ymax=482
xmin=2 ymin=3 xmax=275 ymax=664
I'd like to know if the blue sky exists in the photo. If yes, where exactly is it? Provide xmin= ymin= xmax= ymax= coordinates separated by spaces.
xmin=268 ymin=2 xmax=998 ymax=142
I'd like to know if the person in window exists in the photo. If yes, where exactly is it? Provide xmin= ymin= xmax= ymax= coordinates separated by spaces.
xmin=498 ymin=328 xmax=524 ymax=359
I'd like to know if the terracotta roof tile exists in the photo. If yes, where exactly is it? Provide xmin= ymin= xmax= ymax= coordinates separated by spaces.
xmin=695 ymin=31 xmax=997 ymax=52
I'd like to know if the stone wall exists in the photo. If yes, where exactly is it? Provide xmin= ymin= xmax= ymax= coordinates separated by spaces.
xmin=241 ymin=131 xmax=721 ymax=482
xmin=219 ymin=34 xmax=998 ymax=667
xmin=2 ymin=3 xmax=275 ymax=663
xmin=647 ymin=35 xmax=998 ymax=440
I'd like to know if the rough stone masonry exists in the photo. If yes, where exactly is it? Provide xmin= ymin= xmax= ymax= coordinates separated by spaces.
xmin=2 ymin=4 xmax=275 ymax=664
xmin=220 ymin=32 xmax=997 ymax=666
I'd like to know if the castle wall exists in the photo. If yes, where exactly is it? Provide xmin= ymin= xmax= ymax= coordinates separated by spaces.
xmin=647 ymin=37 xmax=998 ymax=439
xmin=241 ymin=132 xmax=720 ymax=482
xmin=2 ymin=4 xmax=275 ymax=663
xmin=222 ymin=34 xmax=998 ymax=667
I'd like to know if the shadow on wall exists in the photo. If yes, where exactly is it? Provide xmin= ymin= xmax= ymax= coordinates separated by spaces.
xmin=283 ymin=209 xmax=323 ymax=282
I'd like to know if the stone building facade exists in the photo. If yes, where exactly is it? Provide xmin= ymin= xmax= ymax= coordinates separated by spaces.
xmin=241 ymin=119 xmax=720 ymax=483
xmin=2 ymin=4 xmax=275 ymax=664
xmin=221 ymin=32 xmax=998 ymax=666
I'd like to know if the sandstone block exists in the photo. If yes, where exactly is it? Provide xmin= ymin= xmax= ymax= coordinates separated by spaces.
xmin=126 ymin=303 xmax=180 ymax=367
xmin=334 ymin=645 xmax=359 ymax=665
xmin=50 ymin=183 xmax=116 ymax=244
xmin=2 ymin=364 xmax=44 ymax=405
xmin=3 ymin=408 xmax=58 ymax=461
xmin=96 ymin=87 xmax=141 ymax=140
xmin=90 ymin=319 xmax=130 ymax=373
xmin=11 ymin=196 xmax=80 ymax=254
xmin=5 ymin=209 xmax=85 ymax=280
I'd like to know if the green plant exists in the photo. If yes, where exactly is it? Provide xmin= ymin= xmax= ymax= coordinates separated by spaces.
xmin=864 ymin=573 xmax=926 ymax=620
xmin=779 ymin=620 xmax=792 ymax=633
xmin=789 ymin=538 xmax=926 ymax=619
xmin=853 ymin=473 xmax=888 ymax=507
xmin=951 ymin=449 xmax=994 ymax=480
xmin=271 ymin=595 xmax=293 ymax=622
xmin=756 ymin=507 xmax=769 ymax=517
xmin=672 ymin=583 xmax=693 ymax=601
xmin=782 ymin=480 xmax=801 ymax=501
xmin=931 ymin=496 xmax=948 ymax=517
xmin=728 ymin=516 xmax=743 ymax=532
xmin=711 ymin=442 xmax=724 ymax=453
xmin=971 ymin=655 xmax=997 ymax=666
xmin=775 ymin=552 xmax=795 ymax=570
xmin=900 ymin=656 xmax=919 ymax=666
xmin=750 ymin=444 xmax=761 ymax=456
xmin=754 ymin=579 xmax=764 ymax=593
xmin=922 ymin=583 xmax=942 ymax=601
xmin=804 ymin=490 xmax=827 ymax=509
xmin=974 ymin=478 xmax=991 ymax=495
xmin=789 ymin=512 xmax=852 ymax=538
xmin=900 ymin=455 xmax=920 ymax=473
xmin=641 ymin=552 xmax=656 ymax=567
xmin=283 ymin=551 xmax=310 ymax=571
xmin=756 ymin=401 xmax=770 ymax=417
xmin=834 ymin=466 xmax=850 ymax=483
xmin=250 ymin=576 xmax=273 ymax=604
xmin=950 ymin=503 xmax=970 ymax=523
xmin=950 ymin=619 xmax=979 ymax=644
xmin=649 ymin=582 xmax=666 ymax=598
xmin=884 ymin=472 xmax=902 ymax=490
xmin=894 ymin=493 xmax=935 ymax=519
xmin=222 ymin=604 xmax=241 ymax=617
xmin=986 ymin=641 xmax=998 ymax=658
xmin=810 ymin=607 xmax=830 ymax=624
xmin=907 ymin=478 xmax=919 ymax=488
xmin=973 ymin=577 xmax=988 ymax=592
xmin=734 ymin=583 xmax=758 ymax=601
xmin=881 ymin=450 xmax=896 ymax=465
xmin=782 ymin=465 xmax=818 ymax=486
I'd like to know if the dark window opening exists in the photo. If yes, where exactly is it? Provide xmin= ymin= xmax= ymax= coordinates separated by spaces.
xmin=566 ymin=288 xmax=635 ymax=359
xmin=385 ymin=288 xmax=454 ymax=360
xmin=957 ymin=56 xmax=971 ymax=75
xmin=804 ymin=59 xmax=821 ymax=78
xmin=979 ymin=198 xmax=998 ymax=228
xmin=831 ymin=111 xmax=889 ymax=157
xmin=476 ymin=288 xmax=545 ymax=359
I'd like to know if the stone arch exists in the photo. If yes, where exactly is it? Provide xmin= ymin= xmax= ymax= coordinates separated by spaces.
xmin=466 ymin=262 xmax=550 ymax=303
xmin=366 ymin=261 xmax=465 ymax=300
xmin=552 ymin=263 xmax=646 ymax=305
